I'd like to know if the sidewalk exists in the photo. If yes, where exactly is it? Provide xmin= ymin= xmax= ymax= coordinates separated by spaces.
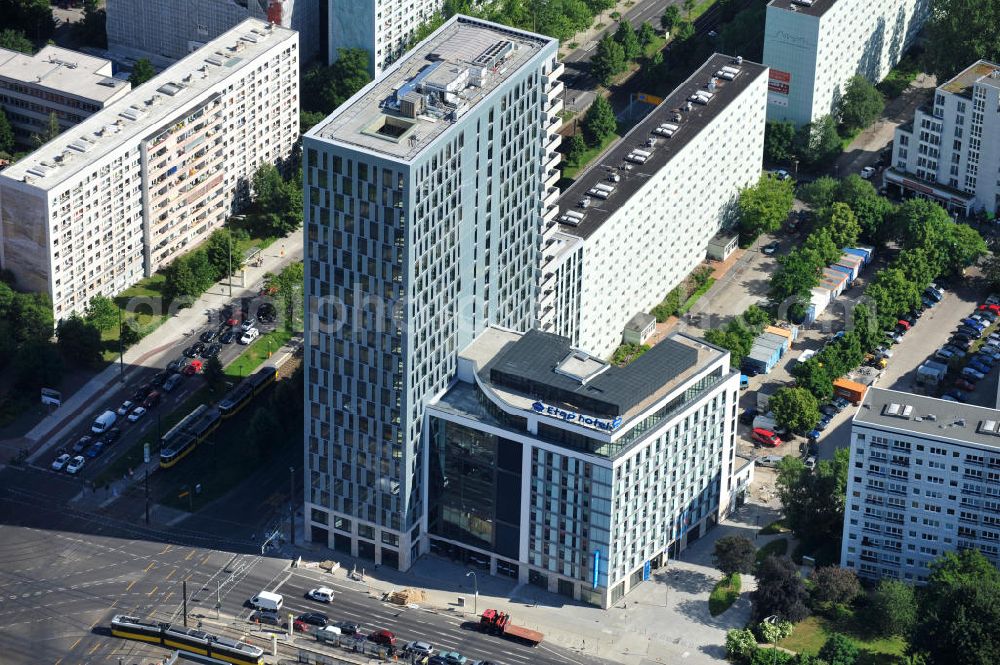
xmin=22 ymin=227 xmax=303 ymax=463
xmin=284 ymin=498 xmax=787 ymax=665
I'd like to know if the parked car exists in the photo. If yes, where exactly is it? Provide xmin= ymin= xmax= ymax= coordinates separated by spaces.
xmin=816 ymin=414 xmax=833 ymax=431
xmin=220 ymin=330 xmax=237 ymax=344
xmin=333 ymin=622 xmax=361 ymax=636
xmin=956 ymin=378 xmax=977 ymax=392
xmin=756 ymin=455 xmax=784 ymax=468
xmin=832 ymin=396 xmax=850 ymax=411
xmin=807 ymin=429 xmax=821 ymax=441
xmin=406 ymin=642 xmax=435 ymax=658
xmin=199 ymin=329 xmax=218 ymax=343
xmin=306 ymin=587 xmax=335 ymax=603
xmin=166 ymin=358 xmax=188 ymax=373
xmin=239 ymin=328 xmax=260 ymax=345
xmin=751 ymin=428 xmax=782 ymax=447
xmin=51 ymin=452 xmax=71 ymax=471
xmin=944 ymin=390 xmax=967 ymax=403
xmin=163 ymin=373 xmax=183 ymax=392
xmin=257 ymin=303 xmax=277 ymax=322
xmin=241 ymin=317 xmax=257 ymax=332
xmin=973 ymin=353 xmax=995 ymax=366
xmin=101 ymin=428 xmax=122 ymax=445
xmin=969 ymin=360 xmax=992 ymax=375
xmin=66 ymin=455 xmax=85 ymax=474
xmin=183 ymin=342 xmax=206 ymax=358
xmin=950 ymin=338 xmax=972 ymax=351
xmin=368 ymin=629 xmax=396 ymax=646
xmin=128 ymin=406 xmax=147 ymax=422
xmin=762 ymin=241 xmax=780 ymax=255
xmin=935 ymin=348 xmax=955 ymax=361
xmin=201 ymin=343 xmax=222 ymax=358
xmin=804 ymin=456 xmax=817 ymax=470
xmin=956 ymin=326 xmax=981 ymax=339
xmin=922 ymin=296 xmax=937 ymax=308
xmin=980 ymin=303 xmax=1000 ymax=314
xmin=860 ymin=166 xmax=876 ymax=179
xmin=962 ymin=318 xmax=986 ymax=330
xmin=820 ymin=404 xmax=838 ymax=417
xmin=740 ymin=408 xmax=759 ymax=425
xmin=183 ymin=360 xmax=203 ymax=376
xmin=86 ymin=441 xmax=106 ymax=458
xmin=438 ymin=653 xmax=468 ymax=665
xmin=962 ymin=366 xmax=986 ymax=381
xmin=143 ymin=391 xmax=161 ymax=408
xmin=152 ymin=370 xmax=171 ymax=387
xmin=72 ymin=435 xmax=93 ymax=453
xmin=116 ymin=400 xmax=135 ymax=416
xmin=296 ymin=612 xmax=329 ymax=628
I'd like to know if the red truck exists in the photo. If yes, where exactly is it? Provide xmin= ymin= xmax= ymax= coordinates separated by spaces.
xmin=480 ymin=609 xmax=543 ymax=646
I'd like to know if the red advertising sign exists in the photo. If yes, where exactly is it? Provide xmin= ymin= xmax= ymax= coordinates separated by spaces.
xmin=768 ymin=69 xmax=791 ymax=95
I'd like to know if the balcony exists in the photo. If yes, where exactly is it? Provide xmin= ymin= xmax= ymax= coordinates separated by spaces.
xmin=544 ymin=150 xmax=562 ymax=172
xmin=545 ymin=61 xmax=565 ymax=83
xmin=547 ymin=80 xmax=565 ymax=103
xmin=544 ymin=167 xmax=560 ymax=189
xmin=547 ymin=96 xmax=564 ymax=119
xmin=543 ymin=186 xmax=559 ymax=209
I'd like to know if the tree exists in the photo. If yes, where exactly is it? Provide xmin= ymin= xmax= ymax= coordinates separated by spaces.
xmin=798 ymin=176 xmax=840 ymax=209
xmin=943 ymin=223 xmax=987 ymax=275
xmin=276 ymin=261 xmax=304 ymax=331
xmin=638 ymin=20 xmax=657 ymax=48
xmin=614 ymin=20 xmax=641 ymax=61
xmin=838 ymin=75 xmax=884 ymax=131
xmin=203 ymin=355 xmax=225 ymax=392
xmin=865 ymin=268 xmax=922 ymax=328
xmin=795 ymin=115 xmax=841 ymax=167
xmin=810 ymin=566 xmax=861 ymax=608
xmin=775 ymin=448 xmax=849 ymax=559
xmin=661 ymin=5 xmax=682 ymax=32
xmin=128 ymin=58 xmax=156 ymax=87
xmin=683 ymin=0 xmax=696 ymax=19
xmin=565 ymin=132 xmax=586 ymax=165
xmin=120 ymin=316 xmax=142 ymax=348
xmin=205 ymin=229 xmax=244 ymax=282
xmin=252 ymin=163 xmax=284 ymax=211
xmin=984 ymin=253 xmax=1000 ymax=291
xmin=769 ymin=387 xmax=820 ymax=434
xmin=817 ymin=203 xmax=861 ymax=248
xmin=85 ymin=295 xmax=118 ymax=332
xmin=725 ymin=628 xmax=758 ymax=663
xmin=713 ymin=535 xmax=756 ymax=576
xmin=11 ymin=291 xmax=54 ymax=346
xmin=0 ymin=28 xmax=33 ymax=54
xmin=887 ymin=198 xmax=951 ymax=247
xmin=818 ymin=633 xmax=859 ymax=665
xmin=590 ymin=34 xmax=626 ymax=86
xmin=923 ymin=0 xmax=1000 ymax=80
xmin=14 ymin=339 xmax=63 ymax=389
xmin=300 ymin=110 xmax=326 ymax=134
xmin=770 ymin=250 xmax=820 ymax=305
xmin=792 ymin=358 xmax=833 ymax=401
xmin=862 ymin=579 xmax=916 ymax=638
xmin=802 ymin=227 xmax=842 ymax=267
xmin=249 ymin=406 xmax=282 ymax=447
xmin=76 ymin=0 xmax=107 ymax=49
xmin=56 ymin=316 xmax=102 ymax=367
xmin=301 ymin=48 xmax=372 ymax=114
xmin=582 ymin=94 xmax=617 ymax=147
xmin=738 ymin=174 xmax=795 ymax=240
xmin=0 ymin=108 xmax=14 ymax=155
xmin=753 ymin=556 xmax=810 ymax=623
xmin=31 ymin=111 xmax=60 ymax=148
xmin=764 ymin=121 xmax=796 ymax=164
xmin=850 ymin=303 xmax=880 ymax=353
xmin=586 ymin=0 xmax=616 ymax=14
xmin=2 ymin=0 xmax=55 ymax=41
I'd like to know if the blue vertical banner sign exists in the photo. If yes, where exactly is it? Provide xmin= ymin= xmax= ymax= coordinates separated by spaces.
xmin=643 ymin=560 xmax=651 ymax=581
xmin=593 ymin=550 xmax=600 ymax=589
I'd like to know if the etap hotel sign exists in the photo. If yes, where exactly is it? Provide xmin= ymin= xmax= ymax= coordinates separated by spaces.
xmin=531 ymin=401 xmax=623 ymax=432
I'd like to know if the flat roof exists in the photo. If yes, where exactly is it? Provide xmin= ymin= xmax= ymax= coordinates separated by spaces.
xmin=465 ymin=328 xmax=724 ymax=422
xmin=767 ymin=0 xmax=836 ymax=18
xmin=0 ymin=45 xmax=128 ymax=102
xmin=2 ymin=19 xmax=296 ymax=190
xmin=555 ymin=53 xmax=767 ymax=240
xmin=310 ymin=15 xmax=555 ymax=162
xmin=941 ymin=60 xmax=1000 ymax=98
xmin=855 ymin=388 xmax=1000 ymax=450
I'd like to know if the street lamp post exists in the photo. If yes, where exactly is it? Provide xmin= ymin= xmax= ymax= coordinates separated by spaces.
xmin=117 ymin=305 xmax=125 ymax=383
xmin=289 ymin=466 xmax=296 ymax=546
xmin=763 ymin=615 xmax=780 ymax=665
xmin=465 ymin=571 xmax=478 ymax=618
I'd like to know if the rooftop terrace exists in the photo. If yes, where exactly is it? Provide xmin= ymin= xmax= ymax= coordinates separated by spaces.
xmin=311 ymin=15 xmax=555 ymax=162
xmin=768 ymin=0 xmax=837 ymax=18
xmin=555 ymin=53 xmax=767 ymax=240
xmin=0 ymin=45 xmax=128 ymax=103
xmin=2 ymin=19 xmax=296 ymax=190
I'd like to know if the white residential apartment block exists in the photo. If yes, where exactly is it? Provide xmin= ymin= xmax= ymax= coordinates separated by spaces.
xmin=762 ymin=0 xmax=929 ymax=126
xmin=0 ymin=46 xmax=131 ymax=144
xmin=887 ymin=60 xmax=1000 ymax=216
xmin=302 ymin=16 xmax=561 ymax=569
xmin=329 ymin=0 xmax=445 ymax=75
xmin=539 ymin=54 xmax=767 ymax=359
xmin=424 ymin=327 xmax=743 ymax=607
xmin=842 ymin=388 xmax=1000 ymax=583
xmin=107 ymin=0 xmax=321 ymax=65
xmin=0 ymin=20 xmax=298 ymax=321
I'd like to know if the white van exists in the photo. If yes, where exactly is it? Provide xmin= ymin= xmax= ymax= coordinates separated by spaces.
xmin=250 ymin=590 xmax=283 ymax=612
xmin=91 ymin=410 xmax=117 ymax=434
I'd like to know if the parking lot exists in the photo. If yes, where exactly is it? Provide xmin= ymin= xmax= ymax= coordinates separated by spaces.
xmin=40 ymin=298 xmax=281 ymax=485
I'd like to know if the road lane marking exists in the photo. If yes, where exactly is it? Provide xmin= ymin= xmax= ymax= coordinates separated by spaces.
xmin=147 ymin=585 xmax=158 ymax=597
xmin=144 ymin=562 xmax=155 ymax=573
xmin=68 ymin=638 xmax=81 ymax=651
xmin=185 ymin=573 xmax=193 ymax=581
xmin=53 ymin=659 xmax=62 ymax=665
xmin=164 ymin=569 xmax=175 ymax=582
xmin=87 ymin=642 xmax=100 ymax=655
xmin=158 ymin=545 xmax=173 ymax=555
xmin=126 ymin=580 xmax=136 ymax=592
xmin=186 ymin=550 xmax=196 ymax=561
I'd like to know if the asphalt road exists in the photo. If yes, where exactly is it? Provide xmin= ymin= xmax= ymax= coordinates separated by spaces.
xmin=0 ymin=466 xmax=609 ymax=665
xmin=39 ymin=298 xmax=280 ymax=485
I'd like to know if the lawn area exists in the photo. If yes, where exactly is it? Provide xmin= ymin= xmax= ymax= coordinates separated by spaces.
xmin=678 ymin=277 xmax=715 ymax=315
xmin=708 ymin=573 xmax=741 ymax=616
xmin=756 ymin=537 xmax=789 ymax=564
xmin=760 ymin=519 xmax=791 ymax=535
xmin=225 ymin=328 xmax=294 ymax=380
xmin=783 ymin=615 xmax=907 ymax=664
xmin=562 ymin=132 xmax=621 ymax=182
xmin=877 ymin=52 xmax=921 ymax=99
